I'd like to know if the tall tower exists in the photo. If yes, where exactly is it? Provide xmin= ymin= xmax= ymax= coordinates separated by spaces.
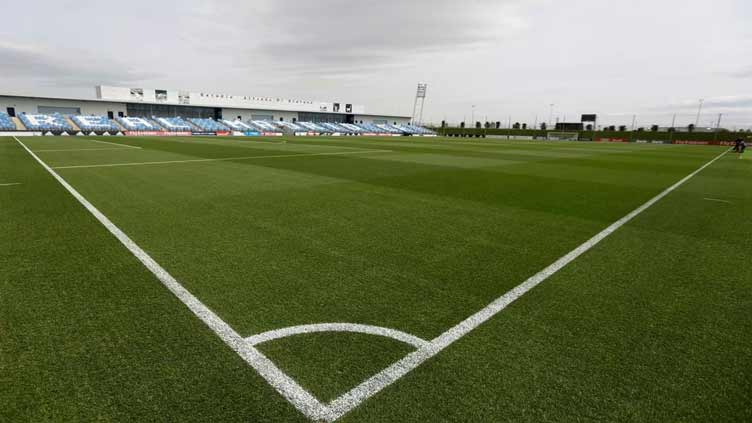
xmin=411 ymin=83 xmax=428 ymax=125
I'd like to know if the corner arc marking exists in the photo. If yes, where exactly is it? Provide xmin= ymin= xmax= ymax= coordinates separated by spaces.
xmin=246 ymin=323 xmax=431 ymax=350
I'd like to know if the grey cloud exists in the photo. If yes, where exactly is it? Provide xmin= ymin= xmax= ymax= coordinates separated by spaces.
xmin=729 ymin=66 xmax=752 ymax=78
xmin=190 ymin=0 xmax=527 ymax=75
xmin=0 ymin=43 xmax=162 ymax=88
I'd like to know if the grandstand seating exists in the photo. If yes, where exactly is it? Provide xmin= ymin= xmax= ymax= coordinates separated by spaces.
xmin=356 ymin=123 xmax=389 ymax=134
xmin=18 ymin=113 xmax=74 ymax=132
xmin=404 ymin=124 xmax=435 ymax=135
xmin=190 ymin=118 xmax=229 ymax=131
xmin=276 ymin=121 xmax=306 ymax=132
xmin=117 ymin=116 xmax=160 ymax=131
xmin=71 ymin=115 xmax=120 ymax=132
xmin=249 ymin=120 xmax=282 ymax=133
xmin=340 ymin=123 xmax=365 ymax=133
xmin=319 ymin=122 xmax=353 ymax=134
xmin=154 ymin=117 xmax=193 ymax=131
xmin=298 ymin=122 xmax=329 ymax=133
xmin=221 ymin=120 xmax=255 ymax=131
xmin=0 ymin=112 xmax=16 ymax=131
xmin=376 ymin=124 xmax=403 ymax=134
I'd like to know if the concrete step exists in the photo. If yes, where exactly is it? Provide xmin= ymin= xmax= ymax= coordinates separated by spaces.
xmin=65 ymin=116 xmax=81 ymax=132
xmin=11 ymin=117 xmax=25 ymax=130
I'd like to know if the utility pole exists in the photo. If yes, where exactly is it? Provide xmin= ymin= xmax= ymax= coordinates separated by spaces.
xmin=471 ymin=105 xmax=476 ymax=129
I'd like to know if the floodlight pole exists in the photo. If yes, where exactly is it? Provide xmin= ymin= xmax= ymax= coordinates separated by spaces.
xmin=669 ymin=114 xmax=677 ymax=143
xmin=695 ymin=99 xmax=704 ymax=127
xmin=411 ymin=83 xmax=428 ymax=126
xmin=713 ymin=113 xmax=723 ymax=142
xmin=471 ymin=105 xmax=476 ymax=128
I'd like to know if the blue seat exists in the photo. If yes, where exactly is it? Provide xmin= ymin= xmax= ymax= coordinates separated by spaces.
xmin=153 ymin=117 xmax=192 ymax=132
xmin=71 ymin=115 xmax=120 ymax=132
xmin=189 ymin=118 xmax=229 ymax=131
xmin=0 ymin=112 xmax=16 ymax=130
xmin=116 ymin=117 xmax=160 ymax=131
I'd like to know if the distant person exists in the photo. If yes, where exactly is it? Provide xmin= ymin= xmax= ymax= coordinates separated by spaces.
xmin=739 ymin=139 xmax=747 ymax=158
xmin=734 ymin=138 xmax=742 ymax=153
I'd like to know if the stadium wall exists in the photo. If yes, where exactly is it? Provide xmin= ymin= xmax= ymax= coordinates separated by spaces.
xmin=223 ymin=108 xmax=299 ymax=123
xmin=0 ymin=96 xmax=126 ymax=117
xmin=0 ymin=94 xmax=411 ymax=126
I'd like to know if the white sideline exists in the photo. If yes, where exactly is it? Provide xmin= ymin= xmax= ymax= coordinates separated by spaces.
xmin=89 ymin=139 xmax=142 ymax=149
xmin=33 ymin=147 xmax=143 ymax=152
xmin=246 ymin=323 xmax=431 ymax=349
xmin=703 ymin=197 xmax=733 ymax=204
xmin=323 ymin=148 xmax=729 ymax=422
xmin=14 ymin=136 xmax=330 ymax=421
xmin=15 ymin=133 xmax=729 ymax=422
xmin=51 ymin=149 xmax=393 ymax=170
xmin=0 ymin=182 xmax=22 ymax=187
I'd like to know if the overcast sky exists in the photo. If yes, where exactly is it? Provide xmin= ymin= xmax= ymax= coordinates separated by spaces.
xmin=2 ymin=0 xmax=751 ymax=128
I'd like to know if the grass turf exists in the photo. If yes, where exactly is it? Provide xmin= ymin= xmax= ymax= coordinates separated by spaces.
xmin=1 ymin=135 xmax=749 ymax=422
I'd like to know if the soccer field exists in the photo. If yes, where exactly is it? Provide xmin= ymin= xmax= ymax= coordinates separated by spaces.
xmin=2 ymin=135 xmax=750 ymax=422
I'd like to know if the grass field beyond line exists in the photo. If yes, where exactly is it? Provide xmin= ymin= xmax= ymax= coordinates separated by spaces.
xmin=2 ymin=136 xmax=749 ymax=422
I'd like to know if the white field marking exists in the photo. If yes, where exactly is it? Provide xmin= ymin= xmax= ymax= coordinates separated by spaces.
xmin=15 ymin=132 xmax=731 ymax=422
xmin=0 ymin=182 xmax=22 ymax=187
xmin=703 ymin=197 xmax=733 ymax=204
xmin=13 ymin=136 xmax=331 ymax=421
xmin=88 ymin=139 xmax=142 ymax=149
xmin=323 ymin=148 xmax=730 ymax=422
xmin=246 ymin=323 xmax=431 ymax=349
xmin=33 ymin=147 xmax=143 ymax=152
xmin=50 ymin=149 xmax=393 ymax=170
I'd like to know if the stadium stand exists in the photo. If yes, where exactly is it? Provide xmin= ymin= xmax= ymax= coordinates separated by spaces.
xmin=319 ymin=122 xmax=354 ymax=134
xmin=221 ymin=120 xmax=256 ymax=131
xmin=249 ymin=120 xmax=283 ymax=133
xmin=376 ymin=124 xmax=403 ymax=134
xmin=298 ymin=122 xmax=329 ymax=133
xmin=340 ymin=123 xmax=365 ymax=133
xmin=18 ymin=113 xmax=74 ymax=132
xmin=154 ymin=117 xmax=193 ymax=132
xmin=0 ymin=112 xmax=16 ymax=131
xmin=117 ymin=116 xmax=160 ymax=131
xmin=357 ymin=123 xmax=389 ymax=134
xmin=276 ymin=121 xmax=306 ymax=132
xmin=189 ymin=118 xmax=229 ymax=131
xmin=403 ymin=124 xmax=435 ymax=135
xmin=71 ymin=115 xmax=120 ymax=132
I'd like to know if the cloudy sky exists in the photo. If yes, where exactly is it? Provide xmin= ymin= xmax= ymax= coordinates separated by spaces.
xmin=2 ymin=0 xmax=751 ymax=128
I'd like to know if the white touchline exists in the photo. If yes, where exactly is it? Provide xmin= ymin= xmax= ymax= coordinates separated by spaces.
xmin=14 ymin=136 xmax=331 ymax=422
xmin=0 ymin=182 xmax=22 ymax=187
xmin=89 ymin=139 xmax=142 ymax=149
xmin=703 ymin=198 xmax=733 ymax=204
xmin=14 ymin=134 xmax=729 ymax=422
xmin=33 ymin=147 xmax=143 ymax=152
xmin=51 ymin=149 xmax=393 ymax=169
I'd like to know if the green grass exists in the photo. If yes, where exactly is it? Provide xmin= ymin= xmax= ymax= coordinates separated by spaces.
xmin=1 ymin=135 xmax=749 ymax=422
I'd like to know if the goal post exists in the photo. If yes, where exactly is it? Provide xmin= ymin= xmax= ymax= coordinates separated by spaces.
xmin=546 ymin=132 xmax=580 ymax=141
